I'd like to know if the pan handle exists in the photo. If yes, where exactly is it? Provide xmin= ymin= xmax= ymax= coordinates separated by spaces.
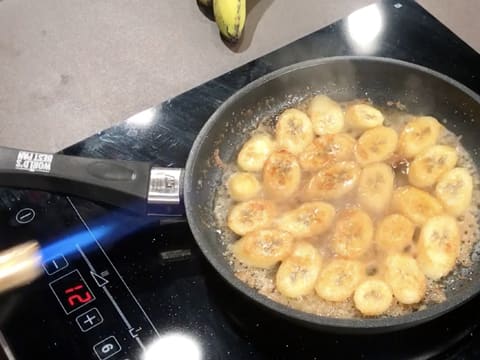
xmin=0 ymin=146 xmax=185 ymax=217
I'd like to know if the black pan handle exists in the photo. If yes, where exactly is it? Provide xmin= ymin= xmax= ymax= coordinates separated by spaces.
xmin=0 ymin=146 xmax=185 ymax=217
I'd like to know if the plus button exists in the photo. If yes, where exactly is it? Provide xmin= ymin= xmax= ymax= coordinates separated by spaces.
xmin=75 ymin=308 xmax=103 ymax=332
xmin=83 ymin=314 xmax=97 ymax=326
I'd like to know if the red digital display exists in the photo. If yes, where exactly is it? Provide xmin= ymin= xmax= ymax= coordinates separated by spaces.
xmin=65 ymin=284 xmax=93 ymax=307
xmin=49 ymin=270 xmax=95 ymax=314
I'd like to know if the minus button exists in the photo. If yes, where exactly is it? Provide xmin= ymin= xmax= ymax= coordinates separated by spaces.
xmin=43 ymin=254 xmax=69 ymax=275
xmin=15 ymin=208 xmax=36 ymax=224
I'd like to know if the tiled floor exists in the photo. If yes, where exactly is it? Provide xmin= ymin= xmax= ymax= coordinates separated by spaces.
xmin=0 ymin=0 xmax=478 ymax=152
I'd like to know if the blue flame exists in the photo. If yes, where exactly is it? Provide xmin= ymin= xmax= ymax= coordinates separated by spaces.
xmin=39 ymin=212 xmax=160 ymax=263
xmin=40 ymin=224 xmax=114 ymax=263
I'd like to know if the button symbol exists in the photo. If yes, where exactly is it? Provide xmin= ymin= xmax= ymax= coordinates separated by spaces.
xmin=43 ymin=254 xmax=68 ymax=275
xmin=93 ymin=336 xmax=121 ymax=360
xmin=15 ymin=208 xmax=35 ymax=224
xmin=91 ymin=271 xmax=109 ymax=287
xmin=76 ymin=308 xmax=103 ymax=332
xmin=129 ymin=327 xmax=142 ymax=338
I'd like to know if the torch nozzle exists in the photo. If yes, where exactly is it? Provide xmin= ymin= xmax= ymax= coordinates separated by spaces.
xmin=0 ymin=241 xmax=42 ymax=294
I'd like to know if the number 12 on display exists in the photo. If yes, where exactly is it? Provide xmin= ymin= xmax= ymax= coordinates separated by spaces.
xmin=49 ymin=270 xmax=96 ymax=314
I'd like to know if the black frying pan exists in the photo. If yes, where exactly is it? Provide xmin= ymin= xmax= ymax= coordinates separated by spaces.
xmin=1 ymin=56 xmax=479 ymax=334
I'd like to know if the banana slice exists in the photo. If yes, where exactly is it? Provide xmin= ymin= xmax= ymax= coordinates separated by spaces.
xmin=263 ymin=150 xmax=301 ymax=200
xmin=391 ymin=186 xmax=444 ymax=225
xmin=315 ymin=259 xmax=364 ymax=302
xmin=375 ymin=214 xmax=415 ymax=254
xmin=298 ymin=138 xmax=331 ymax=171
xmin=408 ymin=145 xmax=458 ymax=188
xmin=305 ymin=161 xmax=361 ymax=200
xmin=345 ymin=104 xmax=384 ymax=130
xmin=232 ymin=229 xmax=294 ymax=268
xmin=354 ymin=279 xmax=393 ymax=316
xmin=331 ymin=208 xmax=374 ymax=259
xmin=435 ymin=167 xmax=473 ymax=217
xmin=275 ymin=241 xmax=322 ymax=298
xmin=298 ymin=134 xmax=356 ymax=172
xmin=354 ymin=126 xmax=399 ymax=165
xmin=384 ymin=254 xmax=426 ymax=305
xmin=330 ymin=133 xmax=357 ymax=160
xmin=237 ymin=133 xmax=275 ymax=172
xmin=227 ymin=172 xmax=261 ymax=201
xmin=397 ymin=116 xmax=442 ymax=158
xmin=227 ymin=200 xmax=277 ymax=235
xmin=275 ymin=108 xmax=314 ymax=155
xmin=278 ymin=201 xmax=336 ymax=238
xmin=417 ymin=215 xmax=460 ymax=280
xmin=307 ymin=95 xmax=345 ymax=135
xmin=357 ymin=162 xmax=395 ymax=214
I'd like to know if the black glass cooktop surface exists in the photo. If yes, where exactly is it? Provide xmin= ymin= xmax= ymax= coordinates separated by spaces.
xmin=1 ymin=1 xmax=479 ymax=359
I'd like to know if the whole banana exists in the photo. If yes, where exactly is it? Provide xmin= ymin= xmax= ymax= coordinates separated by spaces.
xmin=213 ymin=0 xmax=246 ymax=42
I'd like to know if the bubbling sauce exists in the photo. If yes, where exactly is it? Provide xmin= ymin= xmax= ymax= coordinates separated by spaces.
xmin=214 ymin=97 xmax=480 ymax=318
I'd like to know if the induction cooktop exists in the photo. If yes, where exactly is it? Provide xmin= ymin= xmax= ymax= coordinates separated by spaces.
xmin=0 ymin=1 xmax=479 ymax=359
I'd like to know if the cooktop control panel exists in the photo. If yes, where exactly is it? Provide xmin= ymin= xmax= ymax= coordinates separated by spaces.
xmin=0 ymin=190 xmax=164 ymax=359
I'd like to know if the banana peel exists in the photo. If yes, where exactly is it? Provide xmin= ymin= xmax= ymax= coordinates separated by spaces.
xmin=197 ymin=0 xmax=247 ymax=43
xmin=213 ymin=0 xmax=246 ymax=43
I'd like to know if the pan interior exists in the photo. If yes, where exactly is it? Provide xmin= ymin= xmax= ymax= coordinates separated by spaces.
xmin=184 ymin=57 xmax=480 ymax=332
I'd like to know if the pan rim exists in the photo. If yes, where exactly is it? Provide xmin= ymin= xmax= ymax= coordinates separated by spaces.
xmin=184 ymin=55 xmax=480 ymax=332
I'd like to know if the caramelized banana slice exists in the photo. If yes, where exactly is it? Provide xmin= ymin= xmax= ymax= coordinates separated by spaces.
xmin=278 ymin=201 xmax=336 ymax=238
xmin=331 ymin=209 xmax=374 ymax=259
xmin=307 ymin=95 xmax=345 ymax=135
xmin=397 ymin=116 xmax=442 ymax=158
xmin=227 ymin=200 xmax=277 ymax=236
xmin=354 ymin=126 xmax=399 ymax=165
xmin=237 ymin=133 xmax=275 ymax=172
xmin=276 ymin=241 xmax=322 ymax=298
xmin=435 ymin=167 xmax=473 ymax=217
xmin=375 ymin=214 xmax=415 ymax=254
xmin=345 ymin=104 xmax=384 ymax=130
xmin=391 ymin=186 xmax=443 ymax=225
xmin=385 ymin=254 xmax=426 ymax=305
xmin=357 ymin=162 xmax=395 ymax=214
xmin=305 ymin=161 xmax=361 ymax=200
xmin=329 ymin=133 xmax=356 ymax=159
xmin=227 ymin=172 xmax=261 ymax=201
xmin=232 ymin=229 xmax=294 ymax=268
xmin=298 ymin=134 xmax=356 ymax=172
xmin=354 ymin=279 xmax=393 ymax=316
xmin=263 ymin=150 xmax=301 ymax=200
xmin=276 ymin=108 xmax=314 ymax=155
xmin=408 ymin=145 xmax=458 ymax=188
xmin=417 ymin=215 xmax=460 ymax=280
xmin=315 ymin=259 xmax=364 ymax=302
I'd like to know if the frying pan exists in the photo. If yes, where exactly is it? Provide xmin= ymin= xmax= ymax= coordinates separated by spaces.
xmin=0 ymin=56 xmax=479 ymax=334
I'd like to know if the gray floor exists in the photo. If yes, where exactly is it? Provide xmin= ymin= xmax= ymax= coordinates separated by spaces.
xmin=0 ymin=0 xmax=478 ymax=152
